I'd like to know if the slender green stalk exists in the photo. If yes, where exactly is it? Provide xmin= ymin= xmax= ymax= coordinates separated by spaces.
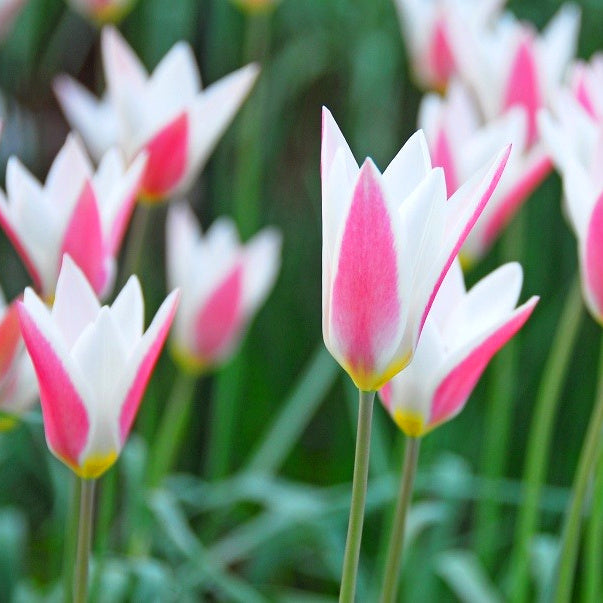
xmin=380 ymin=436 xmax=421 ymax=603
xmin=147 ymin=371 xmax=198 ymax=487
xmin=73 ymin=478 xmax=96 ymax=603
xmin=555 ymin=336 xmax=603 ymax=603
xmin=63 ymin=477 xmax=81 ymax=603
xmin=339 ymin=389 xmax=375 ymax=603
xmin=119 ymin=204 xmax=152 ymax=285
xmin=508 ymin=276 xmax=582 ymax=603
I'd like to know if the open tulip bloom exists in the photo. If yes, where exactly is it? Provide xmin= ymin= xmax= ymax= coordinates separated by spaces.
xmin=17 ymin=255 xmax=179 ymax=479
xmin=54 ymin=26 xmax=259 ymax=201
xmin=0 ymin=134 xmax=146 ymax=300
xmin=167 ymin=202 xmax=281 ymax=372
xmin=419 ymin=81 xmax=551 ymax=264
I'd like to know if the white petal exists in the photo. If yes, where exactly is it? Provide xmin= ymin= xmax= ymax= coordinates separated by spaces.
xmin=110 ymin=275 xmax=144 ymax=355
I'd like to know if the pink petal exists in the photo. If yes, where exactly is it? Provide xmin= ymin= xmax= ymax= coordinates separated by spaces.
xmin=141 ymin=112 xmax=189 ymax=200
xmin=60 ymin=181 xmax=107 ymax=296
xmin=503 ymin=35 xmax=542 ymax=146
xmin=17 ymin=303 xmax=89 ymax=469
xmin=429 ymin=297 xmax=537 ymax=427
xmin=573 ymin=69 xmax=598 ymax=119
xmin=428 ymin=16 xmax=456 ymax=90
xmin=331 ymin=160 xmax=401 ymax=389
xmin=194 ymin=264 xmax=244 ymax=363
xmin=585 ymin=192 xmax=603 ymax=318
xmin=481 ymin=154 xmax=552 ymax=249
xmin=0 ymin=302 xmax=21 ymax=379
xmin=119 ymin=291 xmax=179 ymax=443
xmin=432 ymin=128 xmax=458 ymax=196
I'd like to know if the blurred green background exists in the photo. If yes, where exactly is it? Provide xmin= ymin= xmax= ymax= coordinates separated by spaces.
xmin=0 ymin=0 xmax=601 ymax=600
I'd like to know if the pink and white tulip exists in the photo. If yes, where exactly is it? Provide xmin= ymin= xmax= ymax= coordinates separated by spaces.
xmin=570 ymin=54 xmax=603 ymax=122
xmin=379 ymin=260 xmax=537 ymax=436
xmin=17 ymin=256 xmax=179 ymax=478
xmin=419 ymin=81 xmax=551 ymax=264
xmin=65 ymin=0 xmax=137 ymax=23
xmin=394 ymin=0 xmax=504 ymax=91
xmin=0 ymin=291 xmax=38 ymax=427
xmin=539 ymin=95 xmax=603 ymax=322
xmin=455 ymin=4 xmax=580 ymax=145
xmin=54 ymin=27 xmax=259 ymax=201
xmin=321 ymin=107 xmax=510 ymax=392
xmin=166 ymin=202 xmax=281 ymax=372
xmin=0 ymin=134 xmax=145 ymax=300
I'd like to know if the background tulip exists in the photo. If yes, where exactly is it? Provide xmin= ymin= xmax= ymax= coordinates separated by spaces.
xmin=64 ymin=0 xmax=137 ymax=24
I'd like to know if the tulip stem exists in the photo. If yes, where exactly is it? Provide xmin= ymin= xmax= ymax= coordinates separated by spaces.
xmin=339 ymin=389 xmax=374 ymax=603
xmin=63 ymin=477 xmax=81 ymax=603
xmin=508 ymin=276 xmax=582 ymax=603
xmin=73 ymin=478 xmax=96 ymax=603
xmin=555 ymin=335 xmax=603 ymax=603
xmin=380 ymin=436 xmax=421 ymax=603
xmin=584 ymin=436 xmax=603 ymax=603
xmin=148 ymin=371 xmax=198 ymax=487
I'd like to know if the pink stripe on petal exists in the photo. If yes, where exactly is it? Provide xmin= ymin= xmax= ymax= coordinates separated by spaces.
xmin=107 ymin=171 xmax=143 ymax=257
xmin=0 ymin=302 xmax=21 ymax=379
xmin=585 ymin=192 xmax=603 ymax=318
xmin=141 ymin=113 xmax=188 ymax=200
xmin=481 ymin=155 xmax=552 ymax=249
xmin=429 ymin=299 xmax=536 ymax=427
xmin=17 ymin=304 xmax=89 ymax=467
xmin=573 ymin=71 xmax=598 ymax=119
xmin=428 ymin=17 xmax=455 ymax=89
xmin=60 ymin=181 xmax=107 ymax=296
xmin=332 ymin=161 xmax=400 ymax=383
xmin=119 ymin=294 xmax=179 ymax=443
xmin=194 ymin=264 xmax=244 ymax=362
xmin=503 ymin=37 xmax=542 ymax=146
xmin=432 ymin=129 xmax=458 ymax=197
xmin=379 ymin=381 xmax=393 ymax=411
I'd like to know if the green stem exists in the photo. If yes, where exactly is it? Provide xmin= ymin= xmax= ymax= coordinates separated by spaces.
xmin=339 ymin=389 xmax=375 ymax=603
xmin=380 ymin=436 xmax=421 ymax=603
xmin=73 ymin=478 xmax=96 ymax=603
xmin=555 ymin=336 xmax=603 ymax=603
xmin=147 ymin=371 xmax=198 ymax=487
xmin=119 ymin=204 xmax=152 ymax=285
xmin=508 ymin=276 xmax=582 ymax=603
xmin=63 ymin=477 xmax=81 ymax=603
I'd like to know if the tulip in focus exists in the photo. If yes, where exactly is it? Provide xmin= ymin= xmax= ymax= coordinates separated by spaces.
xmin=0 ymin=291 xmax=38 ymax=429
xmin=380 ymin=260 xmax=537 ymax=436
xmin=65 ymin=0 xmax=137 ymax=24
xmin=418 ymin=81 xmax=551 ymax=264
xmin=166 ymin=202 xmax=281 ymax=372
xmin=393 ymin=0 xmax=504 ymax=91
xmin=17 ymin=256 xmax=179 ymax=478
xmin=54 ymin=27 xmax=260 ymax=201
xmin=0 ymin=134 xmax=145 ymax=300
xmin=321 ymin=107 xmax=510 ymax=392
xmin=539 ymin=95 xmax=603 ymax=323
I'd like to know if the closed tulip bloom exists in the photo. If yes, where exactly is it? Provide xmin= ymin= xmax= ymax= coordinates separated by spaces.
xmin=380 ymin=260 xmax=538 ymax=436
xmin=321 ymin=107 xmax=510 ymax=392
xmin=394 ymin=0 xmax=504 ymax=91
xmin=0 ymin=135 xmax=145 ymax=300
xmin=65 ymin=0 xmax=137 ymax=23
xmin=419 ymin=81 xmax=551 ymax=264
xmin=17 ymin=256 xmax=179 ymax=478
xmin=539 ymin=95 xmax=603 ymax=322
xmin=166 ymin=202 xmax=281 ymax=372
xmin=54 ymin=27 xmax=259 ymax=201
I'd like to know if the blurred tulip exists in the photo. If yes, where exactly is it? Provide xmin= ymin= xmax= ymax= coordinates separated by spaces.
xmin=393 ymin=0 xmax=504 ymax=90
xmin=379 ymin=260 xmax=537 ymax=436
xmin=65 ymin=0 xmax=137 ymax=23
xmin=540 ymin=95 xmax=603 ymax=323
xmin=419 ymin=81 xmax=551 ymax=265
xmin=321 ymin=107 xmax=510 ymax=392
xmin=166 ymin=202 xmax=281 ymax=372
xmin=0 ymin=0 xmax=27 ymax=40
xmin=456 ymin=4 xmax=580 ymax=145
xmin=0 ymin=134 xmax=145 ymax=300
xmin=0 ymin=292 xmax=37 ymax=428
xmin=17 ymin=256 xmax=179 ymax=478
xmin=570 ymin=54 xmax=603 ymax=122
xmin=54 ymin=27 xmax=259 ymax=201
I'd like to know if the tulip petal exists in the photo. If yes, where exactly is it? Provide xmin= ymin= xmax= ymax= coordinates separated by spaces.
xmin=428 ymin=16 xmax=456 ymax=88
xmin=432 ymin=128 xmax=458 ymax=196
xmin=583 ymin=192 xmax=603 ymax=320
xmin=0 ymin=302 xmax=21 ymax=379
xmin=321 ymin=107 xmax=358 ymax=197
xmin=110 ymin=275 xmax=144 ymax=353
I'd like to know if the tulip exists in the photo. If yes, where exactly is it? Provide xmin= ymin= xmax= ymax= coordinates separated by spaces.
xmin=321 ymin=107 xmax=510 ymax=392
xmin=379 ymin=260 xmax=537 ymax=436
xmin=393 ymin=0 xmax=504 ymax=91
xmin=418 ymin=80 xmax=551 ymax=264
xmin=17 ymin=255 xmax=179 ymax=479
xmin=455 ymin=4 xmax=580 ymax=146
xmin=166 ymin=202 xmax=281 ymax=372
xmin=65 ymin=0 xmax=137 ymax=23
xmin=539 ymin=95 xmax=603 ymax=323
xmin=0 ymin=292 xmax=38 ymax=428
xmin=54 ymin=27 xmax=260 ymax=201
xmin=0 ymin=134 xmax=145 ymax=300
xmin=570 ymin=54 xmax=603 ymax=122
